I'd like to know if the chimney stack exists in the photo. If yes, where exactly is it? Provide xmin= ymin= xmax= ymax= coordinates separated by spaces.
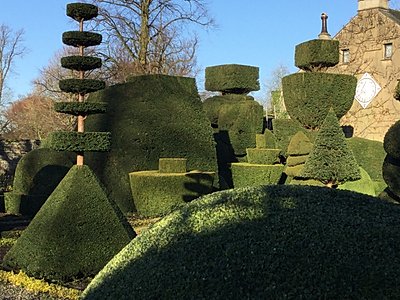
xmin=358 ymin=0 xmax=389 ymax=11
xmin=318 ymin=13 xmax=331 ymax=40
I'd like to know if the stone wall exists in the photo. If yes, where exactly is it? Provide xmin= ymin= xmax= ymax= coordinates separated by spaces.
xmin=0 ymin=140 xmax=41 ymax=189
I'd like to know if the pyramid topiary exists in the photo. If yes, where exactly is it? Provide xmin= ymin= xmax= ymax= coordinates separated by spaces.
xmin=284 ymin=131 xmax=313 ymax=179
xmin=3 ymin=165 xmax=135 ymax=280
xmin=300 ymin=109 xmax=361 ymax=187
xmin=81 ymin=185 xmax=400 ymax=299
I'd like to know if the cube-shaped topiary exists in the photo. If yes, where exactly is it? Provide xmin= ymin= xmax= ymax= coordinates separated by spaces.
xmin=300 ymin=109 xmax=361 ymax=186
xmin=282 ymin=72 xmax=356 ymax=129
xmin=205 ymin=64 xmax=260 ymax=94
xmin=295 ymin=39 xmax=339 ymax=71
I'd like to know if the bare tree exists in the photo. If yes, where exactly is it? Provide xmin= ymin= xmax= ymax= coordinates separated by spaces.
xmin=87 ymin=0 xmax=214 ymax=82
xmin=264 ymin=64 xmax=290 ymax=119
xmin=0 ymin=24 xmax=26 ymax=105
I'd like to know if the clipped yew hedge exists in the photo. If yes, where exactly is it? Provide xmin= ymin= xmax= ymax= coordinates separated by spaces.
xmin=62 ymin=31 xmax=102 ymax=47
xmin=54 ymin=102 xmax=107 ymax=116
xmin=66 ymin=2 xmax=98 ymax=21
xmin=61 ymin=56 xmax=102 ymax=71
xmin=282 ymin=72 xmax=356 ymax=129
xmin=295 ymin=39 xmax=339 ymax=71
xmin=46 ymin=131 xmax=111 ymax=152
xmin=82 ymin=185 xmax=400 ymax=299
xmin=205 ymin=64 xmax=260 ymax=94
xmin=59 ymin=78 xmax=105 ymax=94
xmin=3 ymin=165 xmax=136 ymax=281
xmin=85 ymin=75 xmax=217 ymax=213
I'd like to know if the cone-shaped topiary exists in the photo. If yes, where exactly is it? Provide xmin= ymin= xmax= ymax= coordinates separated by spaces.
xmin=81 ymin=185 xmax=400 ymax=299
xmin=3 ymin=165 xmax=136 ymax=281
xmin=300 ymin=109 xmax=361 ymax=186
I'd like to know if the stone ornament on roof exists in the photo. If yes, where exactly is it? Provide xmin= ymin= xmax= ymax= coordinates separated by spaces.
xmin=355 ymin=73 xmax=382 ymax=108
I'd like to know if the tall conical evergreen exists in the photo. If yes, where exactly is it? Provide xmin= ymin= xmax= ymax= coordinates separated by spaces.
xmin=300 ymin=109 xmax=361 ymax=187
xmin=3 ymin=3 xmax=136 ymax=281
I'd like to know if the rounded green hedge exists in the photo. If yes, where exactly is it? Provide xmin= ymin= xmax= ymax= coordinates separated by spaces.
xmin=59 ymin=78 xmax=105 ymax=94
xmin=81 ymin=185 xmax=400 ymax=299
xmin=54 ymin=101 xmax=107 ymax=116
xmin=46 ymin=131 xmax=111 ymax=152
xmin=383 ymin=154 xmax=400 ymax=196
xmin=61 ymin=56 xmax=102 ymax=71
xmin=66 ymin=3 xmax=98 ymax=21
xmin=384 ymin=120 xmax=400 ymax=160
xmin=62 ymin=31 xmax=102 ymax=48
xmin=282 ymin=72 xmax=356 ymax=129
xmin=295 ymin=39 xmax=339 ymax=71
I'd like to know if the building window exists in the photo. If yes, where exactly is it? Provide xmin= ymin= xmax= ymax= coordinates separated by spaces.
xmin=342 ymin=49 xmax=350 ymax=64
xmin=384 ymin=43 xmax=393 ymax=59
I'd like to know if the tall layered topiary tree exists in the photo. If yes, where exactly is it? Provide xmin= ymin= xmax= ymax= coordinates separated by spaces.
xmin=300 ymin=109 xmax=361 ymax=187
xmin=3 ymin=3 xmax=136 ymax=281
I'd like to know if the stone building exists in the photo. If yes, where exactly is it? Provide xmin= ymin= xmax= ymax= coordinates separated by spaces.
xmin=331 ymin=0 xmax=400 ymax=141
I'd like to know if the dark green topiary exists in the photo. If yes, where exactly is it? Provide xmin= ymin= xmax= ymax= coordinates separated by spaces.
xmin=383 ymin=155 xmax=400 ymax=197
xmin=300 ymin=109 xmax=361 ymax=186
xmin=85 ymin=75 xmax=217 ymax=213
xmin=54 ymin=102 xmax=107 ymax=115
xmin=282 ymin=72 xmax=356 ymax=129
xmin=295 ymin=39 xmax=339 ymax=71
xmin=62 ymin=31 xmax=102 ymax=48
xmin=383 ymin=119 xmax=400 ymax=160
xmin=59 ymin=78 xmax=105 ymax=94
xmin=3 ymin=165 xmax=135 ymax=281
xmin=129 ymin=170 xmax=215 ymax=217
xmin=61 ymin=56 xmax=102 ymax=71
xmin=205 ymin=64 xmax=260 ymax=94
xmin=66 ymin=3 xmax=98 ymax=21
xmin=4 ymin=148 xmax=74 ymax=217
xmin=46 ymin=131 xmax=111 ymax=152
xmin=81 ymin=185 xmax=400 ymax=299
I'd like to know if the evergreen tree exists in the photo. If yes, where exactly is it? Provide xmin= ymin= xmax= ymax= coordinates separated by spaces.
xmin=300 ymin=108 xmax=360 ymax=187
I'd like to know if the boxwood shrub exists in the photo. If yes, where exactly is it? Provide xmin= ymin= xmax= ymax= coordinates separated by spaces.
xmin=81 ymin=185 xmax=400 ymax=299
xmin=295 ymin=39 xmax=339 ymax=71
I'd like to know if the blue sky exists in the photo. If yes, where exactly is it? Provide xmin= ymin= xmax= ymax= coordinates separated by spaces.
xmin=0 ymin=0 xmax=358 ymax=102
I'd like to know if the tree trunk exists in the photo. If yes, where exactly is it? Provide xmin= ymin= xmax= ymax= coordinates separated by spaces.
xmin=139 ymin=0 xmax=151 ymax=72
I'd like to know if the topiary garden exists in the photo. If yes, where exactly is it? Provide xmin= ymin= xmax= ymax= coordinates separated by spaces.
xmin=0 ymin=5 xmax=397 ymax=299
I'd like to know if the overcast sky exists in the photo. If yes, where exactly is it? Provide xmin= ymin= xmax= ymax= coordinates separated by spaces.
xmin=0 ymin=0 xmax=360 ymax=102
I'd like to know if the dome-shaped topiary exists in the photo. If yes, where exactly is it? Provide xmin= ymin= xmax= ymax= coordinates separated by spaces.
xmin=81 ymin=185 xmax=400 ymax=299
xmin=383 ymin=120 xmax=400 ymax=160
xmin=66 ymin=3 xmax=98 ymax=21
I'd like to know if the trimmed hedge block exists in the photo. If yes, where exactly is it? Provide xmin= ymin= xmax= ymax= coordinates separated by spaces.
xmin=287 ymin=131 xmax=314 ymax=156
xmin=61 ymin=56 xmax=102 ymax=71
xmin=62 ymin=31 xmax=102 ymax=48
xmin=284 ymin=164 xmax=305 ymax=177
xmin=246 ymin=148 xmax=281 ymax=165
xmin=67 ymin=3 xmax=98 ymax=21
xmin=4 ymin=193 xmax=47 ymax=217
xmin=129 ymin=170 xmax=215 ymax=217
xmin=159 ymin=158 xmax=187 ymax=173
xmin=286 ymin=155 xmax=307 ymax=167
xmin=295 ymin=39 xmax=339 ymax=71
xmin=231 ymin=163 xmax=284 ymax=188
xmin=59 ymin=78 xmax=105 ymax=94
xmin=256 ymin=131 xmax=277 ymax=149
xmin=47 ymin=131 xmax=111 ymax=152
xmin=282 ymin=72 xmax=356 ymax=129
xmin=54 ymin=102 xmax=107 ymax=116
xmin=205 ymin=64 xmax=260 ymax=94
xmin=3 ymin=165 xmax=136 ymax=281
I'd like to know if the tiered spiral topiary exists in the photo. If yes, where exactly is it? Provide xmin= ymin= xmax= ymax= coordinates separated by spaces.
xmin=47 ymin=2 xmax=110 ymax=165
xmin=282 ymin=38 xmax=357 ymax=130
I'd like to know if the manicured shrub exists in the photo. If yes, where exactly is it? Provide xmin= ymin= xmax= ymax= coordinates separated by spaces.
xmin=246 ymin=148 xmax=281 ymax=165
xmin=282 ymin=72 xmax=356 ymax=129
xmin=383 ymin=119 xmax=400 ymax=160
xmin=4 ymin=148 xmax=74 ymax=217
xmin=284 ymin=131 xmax=313 ymax=178
xmin=3 ymin=165 xmax=136 ymax=281
xmin=61 ymin=56 xmax=102 ymax=71
xmin=295 ymin=39 xmax=339 ymax=71
xmin=231 ymin=163 xmax=284 ymax=188
xmin=81 ymin=185 xmax=400 ymax=299
xmin=338 ymin=167 xmax=376 ymax=196
xmin=54 ymin=101 xmax=107 ymax=115
xmin=205 ymin=64 xmax=260 ymax=94
xmin=300 ymin=109 xmax=361 ymax=186
xmin=255 ymin=131 xmax=276 ymax=149
xmin=59 ymin=78 xmax=105 ymax=94
xmin=66 ymin=3 xmax=98 ymax=21
xmin=129 ymin=169 xmax=215 ymax=217
xmin=382 ymin=154 xmax=400 ymax=196
xmin=85 ymin=75 xmax=217 ymax=213
xmin=62 ymin=31 xmax=102 ymax=47
xmin=46 ymin=131 xmax=111 ymax=152
xmin=158 ymin=158 xmax=187 ymax=173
